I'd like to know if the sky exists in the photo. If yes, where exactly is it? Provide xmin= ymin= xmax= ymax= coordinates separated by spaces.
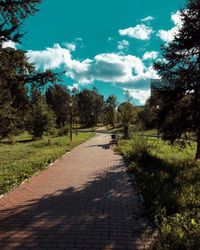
xmin=12 ymin=0 xmax=186 ymax=105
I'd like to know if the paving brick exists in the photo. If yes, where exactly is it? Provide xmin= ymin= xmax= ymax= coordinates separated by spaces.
xmin=0 ymin=129 xmax=153 ymax=249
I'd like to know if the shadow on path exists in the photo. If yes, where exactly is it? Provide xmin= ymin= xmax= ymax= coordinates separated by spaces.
xmin=0 ymin=163 xmax=150 ymax=250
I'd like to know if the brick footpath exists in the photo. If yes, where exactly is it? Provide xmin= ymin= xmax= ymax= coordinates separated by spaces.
xmin=0 ymin=131 xmax=153 ymax=250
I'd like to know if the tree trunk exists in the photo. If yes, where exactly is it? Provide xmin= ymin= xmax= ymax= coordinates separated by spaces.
xmin=195 ymin=128 xmax=200 ymax=160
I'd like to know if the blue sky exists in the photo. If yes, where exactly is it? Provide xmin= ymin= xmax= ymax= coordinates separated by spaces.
xmin=14 ymin=0 xmax=186 ymax=105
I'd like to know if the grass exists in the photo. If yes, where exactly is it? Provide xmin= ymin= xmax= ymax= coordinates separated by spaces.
xmin=106 ymin=125 xmax=123 ymax=134
xmin=0 ymin=132 xmax=94 ymax=195
xmin=118 ymin=134 xmax=200 ymax=249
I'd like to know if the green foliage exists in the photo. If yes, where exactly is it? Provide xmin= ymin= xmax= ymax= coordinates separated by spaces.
xmin=57 ymin=124 xmax=69 ymax=136
xmin=46 ymin=84 xmax=70 ymax=128
xmin=27 ymin=91 xmax=56 ymax=138
xmin=0 ymin=132 xmax=93 ymax=195
xmin=104 ymin=95 xmax=117 ymax=128
xmin=77 ymin=88 xmax=104 ymax=127
xmin=118 ymin=135 xmax=200 ymax=249
xmin=0 ymin=0 xmax=41 ymax=43
xmin=118 ymin=102 xmax=137 ymax=138
xmin=154 ymin=0 xmax=200 ymax=159
xmin=139 ymin=94 xmax=162 ymax=130
xmin=157 ymin=210 xmax=200 ymax=250
xmin=0 ymin=1 xmax=58 ymax=139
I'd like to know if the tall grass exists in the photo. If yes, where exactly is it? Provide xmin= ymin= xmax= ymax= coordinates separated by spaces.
xmin=118 ymin=136 xmax=200 ymax=250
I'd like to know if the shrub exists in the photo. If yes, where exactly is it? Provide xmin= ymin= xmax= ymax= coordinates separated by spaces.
xmin=57 ymin=124 xmax=69 ymax=136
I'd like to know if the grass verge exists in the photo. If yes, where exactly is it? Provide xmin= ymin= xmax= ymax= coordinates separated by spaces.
xmin=117 ymin=135 xmax=200 ymax=250
xmin=0 ymin=132 xmax=93 ymax=195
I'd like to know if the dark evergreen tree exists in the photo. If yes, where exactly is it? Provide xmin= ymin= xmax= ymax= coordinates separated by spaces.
xmin=46 ymin=84 xmax=70 ymax=128
xmin=0 ymin=0 xmax=58 ymax=138
xmin=154 ymin=0 xmax=200 ymax=159
xmin=27 ymin=89 xmax=56 ymax=138
xmin=0 ymin=0 xmax=41 ymax=44
xmin=140 ymin=93 xmax=163 ymax=130
xmin=77 ymin=89 xmax=104 ymax=127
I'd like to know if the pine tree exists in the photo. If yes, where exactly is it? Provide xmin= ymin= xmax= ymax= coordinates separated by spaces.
xmin=154 ymin=0 xmax=200 ymax=159
xmin=77 ymin=89 xmax=104 ymax=128
xmin=0 ymin=1 xmax=58 ymax=138
xmin=46 ymin=84 xmax=70 ymax=128
xmin=0 ymin=0 xmax=41 ymax=44
xmin=27 ymin=90 xmax=56 ymax=138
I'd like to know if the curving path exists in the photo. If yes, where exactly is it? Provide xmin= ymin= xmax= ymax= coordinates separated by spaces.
xmin=0 ymin=130 xmax=153 ymax=250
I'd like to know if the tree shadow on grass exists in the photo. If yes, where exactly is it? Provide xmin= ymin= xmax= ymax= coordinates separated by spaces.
xmin=0 ymin=163 xmax=151 ymax=250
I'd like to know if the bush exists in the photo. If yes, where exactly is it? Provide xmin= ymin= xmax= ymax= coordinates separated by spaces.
xmin=57 ymin=124 xmax=69 ymax=136
xmin=157 ymin=209 xmax=200 ymax=250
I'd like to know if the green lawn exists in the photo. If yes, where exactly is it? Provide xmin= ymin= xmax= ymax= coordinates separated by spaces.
xmin=0 ymin=132 xmax=93 ymax=195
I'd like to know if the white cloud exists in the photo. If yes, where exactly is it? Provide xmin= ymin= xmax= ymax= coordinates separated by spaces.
xmin=119 ymin=24 xmax=153 ymax=40
xmin=68 ymin=83 xmax=80 ymax=91
xmin=27 ymin=43 xmax=72 ymax=70
xmin=171 ymin=11 xmax=182 ymax=26
xmin=157 ymin=29 xmax=175 ymax=43
xmin=27 ymin=43 xmax=159 ymax=105
xmin=27 ymin=45 xmax=146 ymax=83
xmin=157 ymin=10 xmax=183 ymax=43
xmin=141 ymin=16 xmax=154 ymax=22
xmin=123 ymin=88 xmax=151 ymax=105
xmin=26 ymin=43 xmax=91 ymax=78
xmin=143 ymin=51 xmax=159 ymax=60
xmin=92 ymin=53 xmax=145 ymax=82
xmin=143 ymin=65 xmax=159 ymax=79
xmin=117 ymin=40 xmax=129 ymax=50
xmin=2 ymin=40 xmax=16 ymax=49
xmin=64 ymin=42 xmax=76 ymax=51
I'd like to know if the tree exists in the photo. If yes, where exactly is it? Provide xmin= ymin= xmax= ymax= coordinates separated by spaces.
xmin=118 ymin=102 xmax=137 ymax=138
xmin=139 ymin=93 xmax=163 ymax=130
xmin=77 ymin=89 xmax=104 ymax=127
xmin=104 ymin=95 xmax=117 ymax=128
xmin=0 ymin=0 xmax=41 ymax=44
xmin=27 ymin=90 xmax=56 ymax=138
xmin=154 ymin=0 xmax=200 ymax=159
xmin=0 ymin=0 xmax=58 ymax=138
xmin=46 ymin=84 xmax=70 ymax=128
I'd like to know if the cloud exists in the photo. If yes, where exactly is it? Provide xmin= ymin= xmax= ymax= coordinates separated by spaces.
xmin=141 ymin=16 xmax=154 ymax=22
xmin=119 ymin=24 xmax=153 ymax=40
xmin=27 ymin=43 xmax=159 ymax=105
xmin=2 ymin=40 xmax=16 ymax=49
xmin=117 ymin=40 xmax=129 ymax=50
xmin=157 ymin=11 xmax=183 ymax=43
xmin=68 ymin=83 xmax=80 ymax=91
xmin=63 ymin=42 xmax=76 ymax=51
xmin=171 ymin=11 xmax=182 ymax=26
xmin=27 ymin=43 xmax=73 ymax=70
xmin=143 ymin=51 xmax=159 ymax=60
xmin=124 ymin=88 xmax=151 ymax=105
